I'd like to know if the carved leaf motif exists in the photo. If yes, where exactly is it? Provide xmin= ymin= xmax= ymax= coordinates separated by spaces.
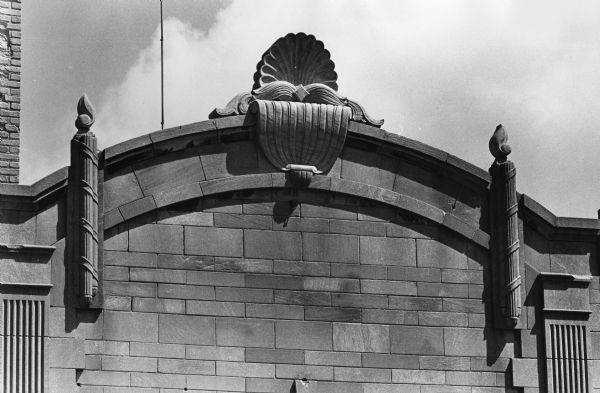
xmin=253 ymin=33 xmax=338 ymax=91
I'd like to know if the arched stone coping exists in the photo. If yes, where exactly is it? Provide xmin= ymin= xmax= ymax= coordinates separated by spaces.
xmin=103 ymin=173 xmax=492 ymax=250
xmin=0 ymin=116 xmax=595 ymax=240
xmin=103 ymin=115 xmax=492 ymax=187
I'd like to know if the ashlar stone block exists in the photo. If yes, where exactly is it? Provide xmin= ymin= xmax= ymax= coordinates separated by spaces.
xmin=216 ymin=318 xmax=274 ymax=347
xmin=294 ymin=380 xmax=363 ymax=393
xmin=217 ymin=361 xmax=275 ymax=378
xmin=103 ymin=311 xmax=157 ymax=342
xmin=244 ymin=229 xmax=302 ymax=260
xmin=276 ymin=320 xmax=332 ymax=350
xmin=305 ymin=306 xmax=361 ymax=322
xmin=158 ymin=314 xmax=215 ymax=345
xmin=187 ymin=375 xmax=245 ymax=391
xmin=130 ymin=342 xmax=184 ymax=358
xmin=303 ymin=233 xmax=359 ymax=263
xmin=276 ymin=364 xmax=333 ymax=380
xmin=392 ymin=369 xmax=445 ymax=384
xmin=47 ymin=337 xmax=85 ymax=368
xmin=246 ymin=348 xmax=305 ymax=364
xmin=130 ymin=372 xmax=185 ymax=388
xmin=390 ymin=325 xmax=443 ymax=355
xmin=333 ymin=323 xmax=389 ymax=353
xmin=185 ymin=226 xmax=243 ymax=257
xmin=361 ymin=279 xmax=417 ymax=296
xmin=129 ymin=224 xmax=183 ymax=254
xmin=102 ymin=355 xmax=157 ymax=372
xmin=134 ymin=152 xmax=205 ymax=195
xmin=444 ymin=327 xmax=486 ymax=356
xmin=186 ymin=345 xmax=245 ymax=361
xmin=305 ymin=351 xmax=361 ymax=367
xmin=132 ymin=298 xmax=185 ymax=314
xmin=274 ymin=290 xmax=331 ymax=306
xmin=363 ymin=383 xmax=420 ymax=393
xmin=158 ymin=358 xmax=214 ymax=375
xmin=417 ymin=238 xmax=467 ymax=269
xmin=360 ymin=236 xmax=416 ymax=266
xmin=512 ymin=358 xmax=540 ymax=387
xmin=334 ymin=367 xmax=391 ymax=382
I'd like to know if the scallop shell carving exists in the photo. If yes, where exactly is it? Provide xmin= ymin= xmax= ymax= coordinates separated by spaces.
xmin=252 ymin=32 xmax=338 ymax=91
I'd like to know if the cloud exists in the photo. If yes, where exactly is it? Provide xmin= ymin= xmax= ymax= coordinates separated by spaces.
xmin=88 ymin=0 xmax=600 ymax=217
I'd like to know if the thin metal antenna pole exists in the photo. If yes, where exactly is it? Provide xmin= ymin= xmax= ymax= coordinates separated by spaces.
xmin=160 ymin=0 xmax=164 ymax=129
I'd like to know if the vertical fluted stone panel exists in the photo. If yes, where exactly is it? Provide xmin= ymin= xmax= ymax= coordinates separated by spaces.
xmin=489 ymin=125 xmax=521 ymax=326
xmin=548 ymin=323 xmax=589 ymax=393
xmin=70 ymin=95 xmax=99 ymax=306
xmin=2 ymin=299 xmax=45 ymax=393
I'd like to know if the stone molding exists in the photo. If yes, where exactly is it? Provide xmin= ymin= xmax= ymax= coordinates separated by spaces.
xmin=102 ymin=174 xmax=491 ymax=250
xmin=0 ymin=243 xmax=55 ymax=288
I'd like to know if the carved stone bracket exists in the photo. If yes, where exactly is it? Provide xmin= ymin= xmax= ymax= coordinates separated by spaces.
xmin=250 ymin=99 xmax=350 ymax=186
xmin=69 ymin=94 xmax=99 ymax=307
xmin=489 ymin=124 xmax=521 ymax=327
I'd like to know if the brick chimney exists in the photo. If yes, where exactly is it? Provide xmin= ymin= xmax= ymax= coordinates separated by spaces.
xmin=0 ymin=0 xmax=20 ymax=183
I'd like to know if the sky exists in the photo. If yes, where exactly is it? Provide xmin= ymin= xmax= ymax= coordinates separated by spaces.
xmin=20 ymin=0 xmax=600 ymax=219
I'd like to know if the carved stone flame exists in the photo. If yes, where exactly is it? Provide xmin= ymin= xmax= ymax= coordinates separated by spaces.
xmin=489 ymin=124 xmax=511 ymax=162
xmin=75 ymin=94 xmax=96 ymax=132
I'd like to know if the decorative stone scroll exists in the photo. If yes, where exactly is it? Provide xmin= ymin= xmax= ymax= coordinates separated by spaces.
xmin=250 ymin=100 xmax=351 ymax=186
xmin=489 ymin=124 xmax=521 ymax=326
xmin=70 ymin=94 xmax=99 ymax=306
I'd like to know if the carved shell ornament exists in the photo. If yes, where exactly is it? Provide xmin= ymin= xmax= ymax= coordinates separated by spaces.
xmin=252 ymin=33 xmax=338 ymax=91
xmin=210 ymin=33 xmax=383 ymax=185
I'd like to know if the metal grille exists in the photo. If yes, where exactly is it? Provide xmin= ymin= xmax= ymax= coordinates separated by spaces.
xmin=2 ymin=299 xmax=44 ymax=393
xmin=549 ymin=323 xmax=589 ymax=393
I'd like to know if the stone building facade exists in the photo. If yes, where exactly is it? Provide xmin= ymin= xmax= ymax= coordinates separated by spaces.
xmin=1 ymin=26 xmax=599 ymax=393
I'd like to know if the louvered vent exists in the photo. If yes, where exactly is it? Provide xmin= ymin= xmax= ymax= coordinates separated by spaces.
xmin=548 ymin=323 xmax=589 ymax=393
xmin=2 ymin=299 xmax=44 ymax=393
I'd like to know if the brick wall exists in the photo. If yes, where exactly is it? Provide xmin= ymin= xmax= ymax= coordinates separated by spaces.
xmin=0 ymin=0 xmax=20 ymax=183
xmin=44 ymin=189 xmax=523 ymax=392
